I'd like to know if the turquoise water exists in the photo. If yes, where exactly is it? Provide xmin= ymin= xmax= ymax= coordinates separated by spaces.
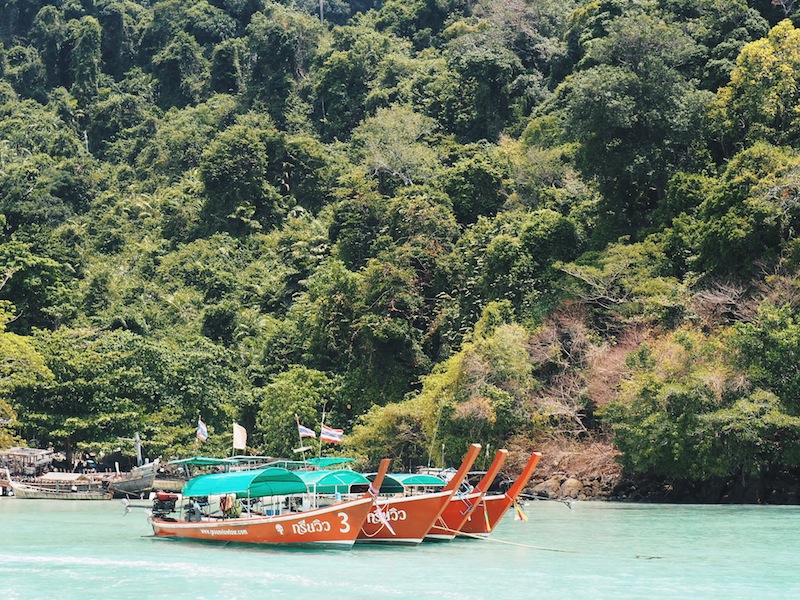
xmin=2 ymin=498 xmax=799 ymax=599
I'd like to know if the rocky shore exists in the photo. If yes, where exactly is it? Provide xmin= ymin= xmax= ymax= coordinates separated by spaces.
xmin=523 ymin=440 xmax=622 ymax=501
xmin=523 ymin=440 xmax=800 ymax=504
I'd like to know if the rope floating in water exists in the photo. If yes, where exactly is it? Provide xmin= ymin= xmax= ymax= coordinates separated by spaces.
xmin=432 ymin=525 xmax=580 ymax=553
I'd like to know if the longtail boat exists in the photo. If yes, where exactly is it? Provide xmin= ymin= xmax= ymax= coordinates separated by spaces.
xmin=425 ymin=448 xmax=508 ymax=541
xmin=149 ymin=458 xmax=390 ymax=548
xmin=108 ymin=459 xmax=160 ymax=498
xmin=7 ymin=471 xmax=111 ymax=500
xmin=459 ymin=451 xmax=542 ymax=537
xmin=357 ymin=443 xmax=482 ymax=545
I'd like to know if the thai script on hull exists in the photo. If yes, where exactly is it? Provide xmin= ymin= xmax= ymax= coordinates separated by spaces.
xmin=366 ymin=507 xmax=407 ymax=524
xmin=292 ymin=518 xmax=332 ymax=535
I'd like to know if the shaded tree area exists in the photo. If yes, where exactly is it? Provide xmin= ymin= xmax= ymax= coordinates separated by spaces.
xmin=4 ymin=0 xmax=800 ymax=497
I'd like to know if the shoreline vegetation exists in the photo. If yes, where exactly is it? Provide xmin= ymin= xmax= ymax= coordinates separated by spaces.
xmin=527 ymin=440 xmax=800 ymax=504
xmin=3 ymin=1 xmax=800 ymax=504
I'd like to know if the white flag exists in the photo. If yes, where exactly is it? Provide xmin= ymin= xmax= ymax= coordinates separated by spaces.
xmin=233 ymin=422 xmax=247 ymax=450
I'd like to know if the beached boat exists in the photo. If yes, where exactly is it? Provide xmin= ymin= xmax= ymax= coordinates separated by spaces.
xmin=149 ymin=459 xmax=390 ymax=548
xmin=458 ymin=451 xmax=542 ymax=537
xmin=151 ymin=456 xmax=232 ymax=493
xmin=8 ymin=472 xmax=112 ymax=500
xmin=108 ymin=459 xmax=160 ymax=498
xmin=357 ymin=443 xmax=482 ymax=545
xmin=425 ymin=448 xmax=509 ymax=541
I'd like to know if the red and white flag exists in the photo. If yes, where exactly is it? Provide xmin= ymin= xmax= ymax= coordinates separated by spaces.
xmin=320 ymin=424 xmax=343 ymax=444
xmin=196 ymin=417 xmax=208 ymax=442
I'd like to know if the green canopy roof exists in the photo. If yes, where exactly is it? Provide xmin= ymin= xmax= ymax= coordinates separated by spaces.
xmin=227 ymin=456 xmax=275 ymax=463
xmin=366 ymin=473 xmax=445 ymax=494
xmin=296 ymin=469 xmax=370 ymax=494
xmin=267 ymin=457 xmax=357 ymax=470
xmin=182 ymin=467 xmax=308 ymax=498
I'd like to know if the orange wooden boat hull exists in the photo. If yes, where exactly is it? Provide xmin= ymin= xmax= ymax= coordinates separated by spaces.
xmin=460 ymin=451 xmax=542 ymax=536
xmin=425 ymin=490 xmax=482 ymax=541
xmin=459 ymin=493 xmax=512 ymax=536
xmin=359 ymin=443 xmax=483 ymax=545
xmin=357 ymin=490 xmax=452 ymax=545
xmin=150 ymin=496 xmax=374 ymax=547
xmin=427 ymin=447 xmax=509 ymax=541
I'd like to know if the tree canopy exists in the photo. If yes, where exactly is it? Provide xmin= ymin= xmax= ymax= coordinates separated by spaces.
xmin=3 ymin=0 xmax=800 ymax=491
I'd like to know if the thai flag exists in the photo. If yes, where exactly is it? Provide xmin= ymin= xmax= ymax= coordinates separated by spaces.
xmin=320 ymin=424 xmax=344 ymax=444
xmin=196 ymin=417 xmax=208 ymax=442
xmin=297 ymin=423 xmax=316 ymax=439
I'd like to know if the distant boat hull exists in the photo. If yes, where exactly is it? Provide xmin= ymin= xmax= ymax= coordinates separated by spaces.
xmin=10 ymin=481 xmax=111 ymax=500
xmin=109 ymin=463 xmax=159 ymax=498
xmin=150 ymin=496 xmax=375 ymax=547
xmin=109 ymin=473 xmax=156 ymax=497
xmin=357 ymin=490 xmax=452 ymax=545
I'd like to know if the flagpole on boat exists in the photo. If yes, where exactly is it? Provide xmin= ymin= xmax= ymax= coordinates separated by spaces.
xmin=294 ymin=414 xmax=308 ymax=462
xmin=318 ymin=406 xmax=326 ymax=461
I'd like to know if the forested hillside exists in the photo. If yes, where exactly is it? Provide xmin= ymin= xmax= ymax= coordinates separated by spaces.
xmin=2 ymin=0 xmax=800 ymax=499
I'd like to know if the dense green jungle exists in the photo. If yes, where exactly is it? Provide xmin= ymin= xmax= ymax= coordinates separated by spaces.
xmin=3 ymin=0 xmax=800 ymax=502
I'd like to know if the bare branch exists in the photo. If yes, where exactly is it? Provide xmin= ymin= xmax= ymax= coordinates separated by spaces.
xmin=0 ymin=268 xmax=16 ymax=293
xmin=691 ymin=281 xmax=746 ymax=327
xmin=772 ymin=0 xmax=799 ymax=17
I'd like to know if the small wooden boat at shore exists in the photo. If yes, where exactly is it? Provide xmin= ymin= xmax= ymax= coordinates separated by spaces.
xmin=108 ymin=460 xmax=160 ymax=498
xmin=425 ymin=448 xmax=509 ymax=542
xmin=149 ymin=459 xmax=390 ymax=548
xmin=8 ymin=472 xmax=112 ymax=500
xmin=357 ymin=443 xmax=482 ymax=545
xmin=458 ymin=451 xmax=542 ymax=537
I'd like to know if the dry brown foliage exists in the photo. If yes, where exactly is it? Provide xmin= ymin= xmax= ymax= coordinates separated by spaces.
xmin=533 ymin=372 xmax=588 ymax=435
xmin=750 ymin=272 xmax=800 ymax=318
xmin=527 ymin=301 xmax=592 ymax=370
xmin=691 ymin=282 xmax=747 ymax=328
xmin=531 ymin=438 xmax=622 ymax=481
xmin=584 ymin=326 xmax=652 ymax=408
xmin=453 ymin=395 xmax=495 ymax=422
xmin=691 ymin=269 xmax=800 ymax=327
